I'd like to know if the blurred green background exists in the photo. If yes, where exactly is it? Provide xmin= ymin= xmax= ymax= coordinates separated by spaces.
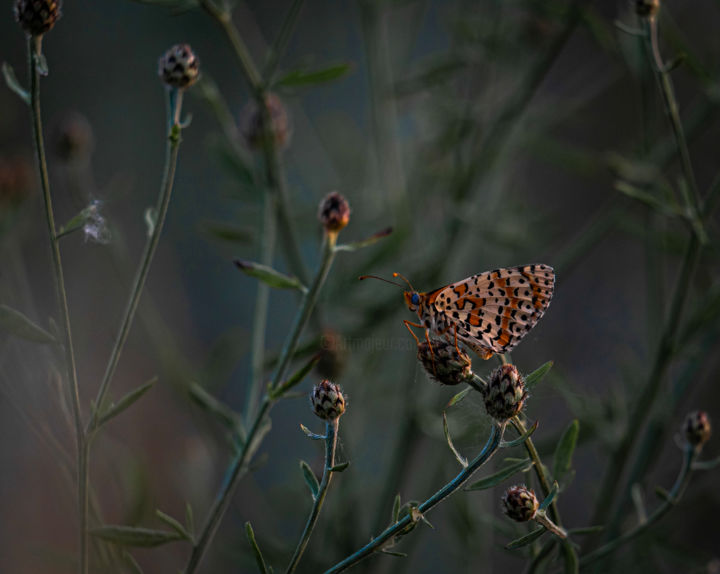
xmin=1 ymin=0 xmax=719 ymax=572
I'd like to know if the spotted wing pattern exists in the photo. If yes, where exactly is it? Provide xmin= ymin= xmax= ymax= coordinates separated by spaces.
xmin=429 ymin=264 xmax=555 ymax=356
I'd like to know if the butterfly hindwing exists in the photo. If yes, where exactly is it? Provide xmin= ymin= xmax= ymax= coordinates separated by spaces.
xmin=431 ymin=264 xmax=555 ymax=355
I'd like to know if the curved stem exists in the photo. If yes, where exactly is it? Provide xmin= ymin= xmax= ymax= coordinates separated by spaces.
xmin=286 ymin=419 xmax=339 ymax=573
xmin=27 ymin=36 xmax=86 ymax=574
xmin=324 ymin=424 xmax=503 ymax=574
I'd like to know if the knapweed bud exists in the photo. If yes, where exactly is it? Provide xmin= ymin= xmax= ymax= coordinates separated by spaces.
xmin=417 ymin=339 xmax=473 ymax=386
xmin=14 ymin=0 xmax=61 ymax=36
xmin=318 ymin=191 xmax=350 ymax=233
xmin=317 ymin=329 xmax=349 ymax=381
xmin=310 ymin=380 xmax=346 ymax=421
xmin=684 ymin=410 xmax=711 ymax=447
xmin=484 ymin=364 xmax=527 ymax=422
xmin=158 ymin=44 xmax=200 ymax=89
xmin=54 ymin=112 xmax=94 ymax=162
xmin=635 ymin=0 xmax=659 ymax=18
xmin=502 ymin=485 xmax=538 ymax=522
xmin=239 ymin=93 xmax=291 ymax=150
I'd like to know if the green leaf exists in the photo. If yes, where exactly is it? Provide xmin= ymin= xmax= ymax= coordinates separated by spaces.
xmin=199 ymin=221 xmax=252 ymax=244
xmin=552 ymin=420 xmax=579 ymax=481
xmin=538 ymin=482 xmax=560 ymax=511
xmin=56 ymin=203 xmax=102 ymax=239
xmin=155 ymin=509 xmax=192 ymax=541
xmin=379 ymin=550 xmax=408 ymax=557
xmin=525 ymin=361 xmax=553 ymax=390
xmin=693 ymin=455 xmax=720 ymax=470
xmin=391 ymin=494 xmax=401 ymax=523
xmin=2 ymin=62 xmax=29 ymax=104
xmin=334 ymin=227 xmax=393 ymax=252
xmin=90 ymin=525 xmax=185 ymax=547
xmin=276 ymin=63 xmax=352 ymax=88
xmin=245 ymin=522 xmax=269 ymax=574
xmin=97 ymin=378 xmax=157 ymax=427
xmin=300 ymin=460 xmax=320 ymax=499
xmin=465 ymin=458 xmax=533 ymax=491
xmin=329 ymin=461 xmax=350 ymax=473
xmin=34 ymin=52 xmax=48 ymax=76
xmin=502 ymin=420 xmax=539 ymax=448
xmin=447 ymin=387 xmax=472 ymax=408
xmin=121 ymin=550 xmax=144 ymax=574
xmin=187 ymin=382 xmax=245 ymax=441
xmin=443 ymin=412 xmax=467 ymax=468
xmin=0 ymin=304 xmax=56 ymax=344
xmin=271 ymin=353 xmax=321 ymax=399
xmin=185 ymin=503 xmax=195 ymax=539
xmin=615 ymin=181 xmax=680 ymax=217
xmin=300 ymin=423 xmax=325 ymax=440
xmin=234 ymin=260 xmax=307 ymax=293
xmin=506 ymin=525 xmax=547 ymax=549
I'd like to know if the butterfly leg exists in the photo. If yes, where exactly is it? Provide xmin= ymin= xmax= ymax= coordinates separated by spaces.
xmin=402 ymin=320 xmax=423 ymax=346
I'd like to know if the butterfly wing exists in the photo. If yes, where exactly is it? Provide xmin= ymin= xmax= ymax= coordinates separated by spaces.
xmin=431 ymin=264 xmax=555 ymax=355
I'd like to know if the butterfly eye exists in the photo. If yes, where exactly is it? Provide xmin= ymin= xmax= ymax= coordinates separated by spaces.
xmin=411 ymin=293 xmax=420 ymax=305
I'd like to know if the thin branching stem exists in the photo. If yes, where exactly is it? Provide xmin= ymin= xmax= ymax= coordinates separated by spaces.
xmin=27 ymin=35 xmax=86 ymax=574
xmin=324 ymin=425 xmax=503 ymax=574
xmin=185 ymin=235 xmax=338 ymax=574
xmin=286 ymin=418 xmax=339 ymax=573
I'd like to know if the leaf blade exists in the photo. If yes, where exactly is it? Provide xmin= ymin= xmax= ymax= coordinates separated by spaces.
xmin=506 ymin=525 xmax=547 ymax=549
xmin=300 ymin=460 xmax=320 ymax=499
xmin=525 ymin=361 xmax=553 ymax=390
xmin=552 ymin=420 xmax=579 ymax=481
xmin=276 ymin=63 xmax=352 ymax=88
xmin=90 ymin=525 xmax=184 ymax=547
xmin=97 ymin=378 xmax=157 ymax=427
xmin=234 ymin=260 xmax=307 ymax=293
xmin=0 ymin=304 xmax=56 ymax=344
xmin=466 ymin=458 xmax=534 ymax=491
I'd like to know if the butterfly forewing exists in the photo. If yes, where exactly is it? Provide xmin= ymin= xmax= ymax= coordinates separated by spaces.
xmin=430 ymin=264 xmax=555 ymax=355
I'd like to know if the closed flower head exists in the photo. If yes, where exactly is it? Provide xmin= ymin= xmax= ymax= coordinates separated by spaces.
xmin=502 ymin=485 xmax=538 ymax=522
xmin=484 ymin=364 xmax=527 ymax=422
xmin=684 ymin=410 xmax=711 ymax=447
xmin=318 ymin=191 xmax=350 ymax=234
xmin=310 ymin=380 xmax=346 ymax=421
xmin=239 ymin=93 xmax=291 ymax=150
xmin=417 ymin=339 xmax=473 ymax=386
xmin=14 ymin=0 xmax=61 ymax=36
xmin=635 ymin=0 xmax=659 ymax=18
xmin=158 ymin=44 xmax=200 ymax=89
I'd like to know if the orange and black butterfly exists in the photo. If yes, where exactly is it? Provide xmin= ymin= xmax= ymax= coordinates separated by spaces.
xmin=363 ymin=264 xmax=555 ymax=359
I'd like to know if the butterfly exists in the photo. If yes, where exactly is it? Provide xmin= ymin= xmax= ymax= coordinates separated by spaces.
xmin=362 ymin=264 xmax=555 ymax=360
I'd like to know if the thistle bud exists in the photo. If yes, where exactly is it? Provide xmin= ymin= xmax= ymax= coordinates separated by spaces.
xmin=310 ymin=380 xmax=346 ymax=421
xmin=239 ymin=93 xmax=291 ymax=150
xmin=483 ymin=364 xmax=527 ymax=422
xmin=635 ymin=0 xmax=659 ymax=18
xmin=158 ymin=44 xmax=200 ymax=89
xmin=417 ymin=339 xmax=473 ymax=386
xmin=317 ymin=329 xmax=349 ymax=381
xmin=318 ymin=191 xmax=350 ymax=234
xmin=502 ymin=485 xmax=538 ymax=522
xmin=684 ymin=410 xmax=711 ymax=447
xmin=14 ymin=0 xmax=61 ymax=36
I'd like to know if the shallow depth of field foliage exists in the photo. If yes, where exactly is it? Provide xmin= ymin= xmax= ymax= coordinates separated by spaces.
xmin=1 ymin=0 xmax=720 ymax=573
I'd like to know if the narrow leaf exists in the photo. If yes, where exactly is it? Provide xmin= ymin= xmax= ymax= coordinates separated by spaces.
xmin=693 ymin=455 xmax=720 ymax=470
xmin=380 ymin=550 xmax=408 ymax=557
xmin=199 ymin=221 xmax=252 ymax=244
xmin=97 ymin=378 xmax=157 ymax=427
xmin=0 ymin=304 xmax=56 ymax=344
xmin=234 ymin=260 xmax=307 ymax=293
xmin=90 ymin=525 xmax=184 ymax=547
xmin=300 ymin=423 xmax=324 ymax=440
xmin=506 ymin=526 xmax=547 ymax=549
xmin=335 ymin=227 xmax=393 ymax=252
xmin=443 ymin=412 xmax=467 ymax=468
xmin=539 ymin=482 xmax=560 ymax=511
xmin=276 ymin=63 xmax=352 ymax=87
xmin=552 ymin=420 xmax=579 ymax=481
xmin=655 ymin=486 xmax=671 ymax=501
xmin=245 ymin=522 xmax=269 ymax=574
xmin=2 ymin=62 xmax=29 ymax=104
xmin=34 ymin=52 xmax=48 ymax=76
xmin=185 ymin=503 xmax=195 ymax=539
xmin=56 ymin=203 xmax=101 ymax=239
xmin=447 ymin=387 xmax=472 ymax=408
xmin=145 ymin=207 xmax=157 ymax=237
xmin=271 ymin=353 xmax=321 ymax=399
xmin=525 ymin=361 xmax=553 ymax=390
xmin=121 ymin=550 xmax=144 ymax=574
xmin=465 ymin=458 xmax=533 ymax=491
xmin=329 ymin=461 xmax=350 ymax=473
xmin=300 ymin=460 xmax=320 ymax=499
xmin=391 ymin=494 xmax=401 ymax=523
xmin=155 ymin=509 xmax=191 ymax=541
xmin=188 ymin=382 xmax=245 ymax=440
xmin=502 ymin=420 xmax=539 ymax=448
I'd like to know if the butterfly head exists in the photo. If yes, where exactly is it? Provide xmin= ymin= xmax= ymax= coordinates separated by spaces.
xmin=403 ymin=290 xmax=423 ymax=313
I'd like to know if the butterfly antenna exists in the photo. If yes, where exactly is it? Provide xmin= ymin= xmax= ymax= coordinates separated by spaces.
xmin=359 ymin=274 xmax=405 ymax=288
xmin=392 ymin=272 xmax=415 ymax=292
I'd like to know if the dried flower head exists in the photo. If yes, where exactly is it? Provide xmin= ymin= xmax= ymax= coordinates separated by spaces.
xmin=317 ymin=329 xmax=349 ymax=381
xmin=14 ymin=0 xmax=61 ymax=36
xmin=239 ymin=93 xmax=291 ymax=150
xmin=318 ymin=191 xmax=350 ymax=234
xmin=158 ymin=44 xmax=200 ymax=89
xmin=502 ymin=485 xmax=538 ymax=522
xmin=82 ymin=200 xmax=111 ymax=244
xmin=0 ymin=156 xmax=33 ymax=207
xmin=310 ymin=380 xmax=346 ymax=421
xmin=54 ymin=112 xmax=94 ymax=162
xmin=684 ymin=410 xmax=711 ymax=447
xmin=483 ymin=364 xmax=527 ymax=422
xmin=417 ymin=339 xmax=473 ymax=386
xmin=635 ymin=0 xmax=659 ymax=18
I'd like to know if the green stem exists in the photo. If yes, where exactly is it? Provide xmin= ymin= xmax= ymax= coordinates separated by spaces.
xmin=286 ymin=418 xmax=339 ymax=573
xmin=263 ymin=0 xmax=307 ymax=82
xmin=581 ymin=445 xmax=696 ymax=568
xmin=324 ymin=425 xmax=503 ymax=574
xmin=27 ymin=35 xmax=86 ymax=574
xmin=184 ymin=235 xmax=338 ymax=574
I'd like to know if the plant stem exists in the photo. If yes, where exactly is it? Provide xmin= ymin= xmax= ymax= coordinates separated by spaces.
xmin=286 ymin=418 xmax=339 ymax=573
xmin=184 ymin=235 xmax=338 ymax=574
xmin=581 ymin=445 xmax=696 ymax=568
xmin=324 ymin=424 xmax=503 ymax=574
xmin=27 ymin=35 xmax=86 ymax=574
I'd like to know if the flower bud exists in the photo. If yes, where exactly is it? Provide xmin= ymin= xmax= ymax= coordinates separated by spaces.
xmin=684 ymin=410 xmax=711 ymax=447
xmin=502 ymin=485 xmax=538 ymax=522
xmin=158 ymin=44 xmax=200 ymax=89
xmin=318 ymin=191 xmax=350 ymax=233
xmin=239 ymin=93 xmax=291 ymax=150
xmin=54 ymin=112 xmax=94 ymax=162
xmin=316 ymin=329 xmax=349 ymax=381
xmin=310 ymin=380 xmax=346 ymax=421
xmin=14 ymin=0 xmax=61 ymax=36
xmin=483 ymin=364 xmax=527 ymax=422
xmin=635 ymin=0 xmax=659 ymax=18
xmin=417 ymin=339 xmax=473 ymax=386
